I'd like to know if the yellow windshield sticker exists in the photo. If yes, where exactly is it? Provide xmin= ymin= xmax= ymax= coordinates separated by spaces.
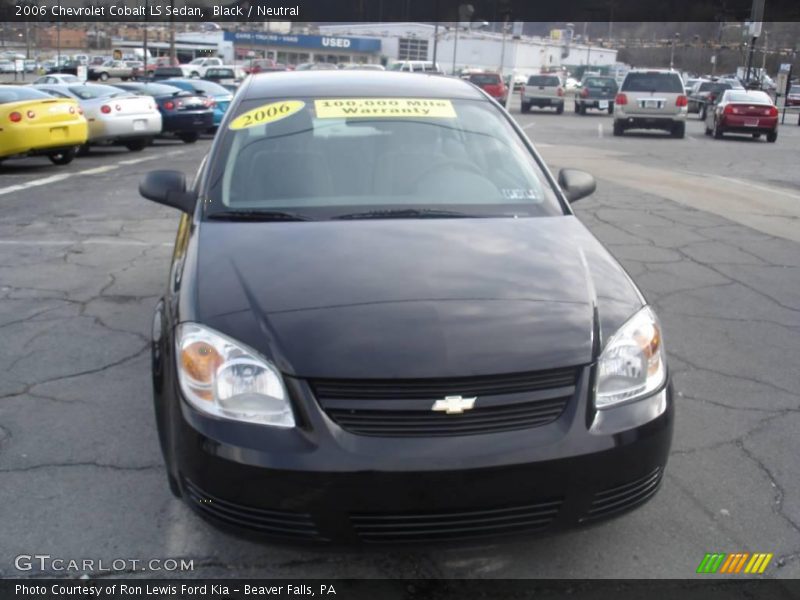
xmin=229 ymin=100 xmax=305 ymax=130
xmin=315 ymin=98 xmax=457 ymax=119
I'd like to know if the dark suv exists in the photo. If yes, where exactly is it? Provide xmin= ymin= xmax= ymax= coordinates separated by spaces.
xmin=575 ymin=76 xmax=618 ymax=114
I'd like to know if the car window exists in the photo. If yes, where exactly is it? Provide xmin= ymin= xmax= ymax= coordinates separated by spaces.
xmin=583 ymin=77 xmax=616 ymax=88
xmin=790 ymin=86 xmax=800 ymax=94
xmin=697 ymin=82 xmax=715 ymax=92
xmin=0 ymin=87 xmax=53 ymax=103
xmin=527 ymin=76 xmax=560 ymax=86
xmin=621 ymin=72 xmax=683 ymax=93
xmin=469 ymin=74 xmax=501 ymax=85
xmin=67 ymin=84 xmax=123 ymax=99
xmin=725 ymin=91 xmax=772 ymax=104
xmin=207 ymin=97 xmax=564 ymax=218
xmin=138 ymin=83 xmax=185 ymax=96
xmin=40 ymin=88 xmax=71 ymax=99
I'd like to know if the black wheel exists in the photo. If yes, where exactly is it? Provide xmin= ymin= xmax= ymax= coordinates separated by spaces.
xmin=573 ymin=101 xmax=579 ymax=113
xmin=713 ymin=118 xmax=724 ymax=139
xmin=121 ymin=77 xmax=128 ymax=82
xmin=191 ymin=71 xmax=200 ymax=78
xmin=521 ymin=102 xmax=530 ymax=113
xmin=766 ymin=130 xmax=777 ymax=143
xmin=608 ymin=103 xmax=614 ymax=114
xmin=578 ymin=103 xmax=586 ymax=115
xmin=555 ymin=103 xmax=564 ymax=115
xmin=124 ymin=138 xmax=150 ymax=152
xmin=671 ymin=122 xmax=685 ymax=139
xmin=699 ymin=105 xmax=707 ymax=120
xmin=178 ymin=132 xmax=199 ymax=144
xmin=48 ymin=147 xmax=76 ymax=165
xmin=752 ymin=133 xmax=761 ymax=139
xmin=76 ymin=144 xmax=91 ymax=157
xmin=704 ymin=124 xmax=712 ymax=136
xmin=99 ymin=72 xmax=109 ymax=81
xmin=613 ymin=120 xmax=624 ymax=136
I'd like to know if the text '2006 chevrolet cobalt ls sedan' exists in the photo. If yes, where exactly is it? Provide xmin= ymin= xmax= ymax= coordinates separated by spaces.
xmin=140 ymin=71 xmax=674 ymax=544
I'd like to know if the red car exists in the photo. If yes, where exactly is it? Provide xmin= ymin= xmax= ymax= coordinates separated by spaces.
xmin=786 ymin=85 xmax=800 ymax=107
xmin=467 ymin=72 xmax=508 ymax=104
xmin=705 ymin=89 xmax=779 ymax=142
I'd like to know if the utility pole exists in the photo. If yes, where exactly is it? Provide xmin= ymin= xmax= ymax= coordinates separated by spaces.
xmin=432 ymin=22 xmax=438 ymax=69
xmin=169 ymin=0 xmax=176 ymax=64
xmin=143 ymin=0 xmax=148 ymax=78
xmin=452 ymin=25 xmax=459 ymax=75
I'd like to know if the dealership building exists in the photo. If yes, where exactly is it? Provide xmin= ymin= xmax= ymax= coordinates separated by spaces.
xmin=171 ymin=23 xmax=617 ymax=77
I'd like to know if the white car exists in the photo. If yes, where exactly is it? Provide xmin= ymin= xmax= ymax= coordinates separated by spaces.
xmin=34 ymin=83 xmax=162 ymax=152
xmin=32 ymin=74 xmax=84 ymax=85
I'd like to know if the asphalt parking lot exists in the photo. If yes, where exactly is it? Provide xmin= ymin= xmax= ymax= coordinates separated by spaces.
xmin=1 ymin=97 xmax=799 ymax=579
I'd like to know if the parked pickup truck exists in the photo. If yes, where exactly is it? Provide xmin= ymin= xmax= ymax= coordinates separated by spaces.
xmin=520 ymin=74 xmax=564 ymax=113
xmin=181 ymin=57 xmax=225 ymax=78
xmin=575 ymin=75 xmax=618 ymax=114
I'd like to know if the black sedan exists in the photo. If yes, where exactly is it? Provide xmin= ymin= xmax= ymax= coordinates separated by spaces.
xmin=112 ymin=82 xmax=213 ymax=144
xmin=140 ymin=71 xmax=674 ymax=544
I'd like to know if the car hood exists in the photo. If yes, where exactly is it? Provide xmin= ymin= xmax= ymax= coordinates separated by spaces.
xmin=187 ymin=217 xmax=644 ymax=379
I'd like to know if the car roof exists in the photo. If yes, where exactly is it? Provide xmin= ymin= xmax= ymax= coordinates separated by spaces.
xmin=243 ymin=71 xmax=485 ymax=101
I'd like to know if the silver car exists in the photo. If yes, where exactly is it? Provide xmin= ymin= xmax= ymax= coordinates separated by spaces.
xmin=613 ymin=69 xmax=687 ymax=138
xmin=35 ymin=83 xmax=162 ymax=151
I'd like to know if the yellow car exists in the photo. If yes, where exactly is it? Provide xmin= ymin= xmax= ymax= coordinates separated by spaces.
xmin=0 ymin=85 xmax=88 ymax=166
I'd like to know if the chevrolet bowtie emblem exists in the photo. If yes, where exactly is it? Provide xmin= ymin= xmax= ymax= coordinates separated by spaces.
xmin=431 ymin=395 xmax=477 ymax=414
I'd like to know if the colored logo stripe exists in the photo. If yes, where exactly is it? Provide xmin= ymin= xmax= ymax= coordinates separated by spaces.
xmin=697 ymin=553 xmax=773 ymax=574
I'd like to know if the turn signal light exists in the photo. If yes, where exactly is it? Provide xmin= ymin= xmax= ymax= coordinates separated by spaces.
xmin=615 ymin=93 xmax=628 ymax=105
xmin=676 ymin=95 xmax=688 ymax=107
xmin=100 ymin=105 xmax=111 ymax=114
xmin=164 ymin=101 xmax=175 ymax=110
xmin=26 ymin=110 xmax=36 ymax=119
xmin=767 ymin=106 xmax=778 ymax=117
xmin=723 ymin=105 xmax=735 ymax=115
xmin=9 ymin=111 xmax=22 ymax=122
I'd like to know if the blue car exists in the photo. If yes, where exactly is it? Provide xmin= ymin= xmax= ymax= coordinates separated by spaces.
xmin=161 ymin=79 xmax=233 ymax=129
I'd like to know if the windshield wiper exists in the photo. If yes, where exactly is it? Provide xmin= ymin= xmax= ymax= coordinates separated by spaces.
xmin=332 ymin=208 xmax=478 ymax=220
xmin=207 ymin=210 xmax=314 ymax=222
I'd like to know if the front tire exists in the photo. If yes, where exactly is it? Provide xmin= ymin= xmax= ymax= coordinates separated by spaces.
xmin=99 ymin=72 xmax=109 ymax=81
xmin=178 ymin=132 xmax=199 ymax=144
xmin=48 ymin=147 xmax=77 ymax=165
xmin=613 ymin=120 xmax=624 ymax=136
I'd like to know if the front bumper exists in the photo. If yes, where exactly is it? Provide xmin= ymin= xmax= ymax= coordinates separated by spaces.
xmin=166 ymin=365 xmax=674 ymax=545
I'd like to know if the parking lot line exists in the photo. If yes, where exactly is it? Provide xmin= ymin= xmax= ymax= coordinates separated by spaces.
xmin=77 ymin=165 xmax=119 ymax=175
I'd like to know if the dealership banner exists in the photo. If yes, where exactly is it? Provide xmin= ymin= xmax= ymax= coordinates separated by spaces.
xmin=1 ymin=0 xmax=800 ymax=23
xmin=3 ymin=579 xmax=800 ymax=600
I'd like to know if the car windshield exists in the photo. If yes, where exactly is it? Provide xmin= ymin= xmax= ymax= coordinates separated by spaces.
xmin=469 ymin=74 xmax=501 ymax=85
xmin=206 ymin=97 xmax=564 ymax=219
xmin=622 ymin=72 xmax=683 ymax=93
xmin=67 ymin=84 xmax=123 ymax=99
xmin=697 ymin=82 xmax=715 ymax=92
xmin=527 ymin=76 xmax=560 ymax=86
xmin=583 ymin=77 xmax=616 ymax=88
xmin=726 ymin=91 xmax=772 ymax=104
xmin=789 ymin=86 xmax=800 ymax=94
xmin=0 ymin=87 xmax=52 ymax=103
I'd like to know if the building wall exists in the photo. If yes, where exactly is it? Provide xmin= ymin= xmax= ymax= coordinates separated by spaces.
xmin=36 ymin=27 xmax=87 ymax=49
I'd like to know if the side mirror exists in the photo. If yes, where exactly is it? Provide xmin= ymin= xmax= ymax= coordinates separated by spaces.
xmin=558 ymin=169 xmax=596 ymax=203
xmin=139 ymin=170 xmax=197 ymax=213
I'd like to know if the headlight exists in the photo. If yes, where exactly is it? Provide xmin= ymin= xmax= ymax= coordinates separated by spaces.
xmin=595 ymin=306 xmax=666 ymax=409
xmin=175 ymin=323 xmax=294 ymax=428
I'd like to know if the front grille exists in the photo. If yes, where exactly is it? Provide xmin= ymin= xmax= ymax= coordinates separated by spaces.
xmin=582 ymin=467 xmax=664 ymax=522
xmin=351 ymin=498 xmax=563 ymax=543
xmin=312 ymin=366 xmax=578 ymax=400
xmin=326 ymin=397 xmax=568 ymax=437
xmin=311 ymin=366 xmax=579 ymax=437
xmin=183 ymin=479 xmax=326 ymax=541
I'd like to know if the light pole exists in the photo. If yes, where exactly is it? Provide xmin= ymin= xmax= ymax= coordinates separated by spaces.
xmin=669 ymin=33 xmax=679 ymax=70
